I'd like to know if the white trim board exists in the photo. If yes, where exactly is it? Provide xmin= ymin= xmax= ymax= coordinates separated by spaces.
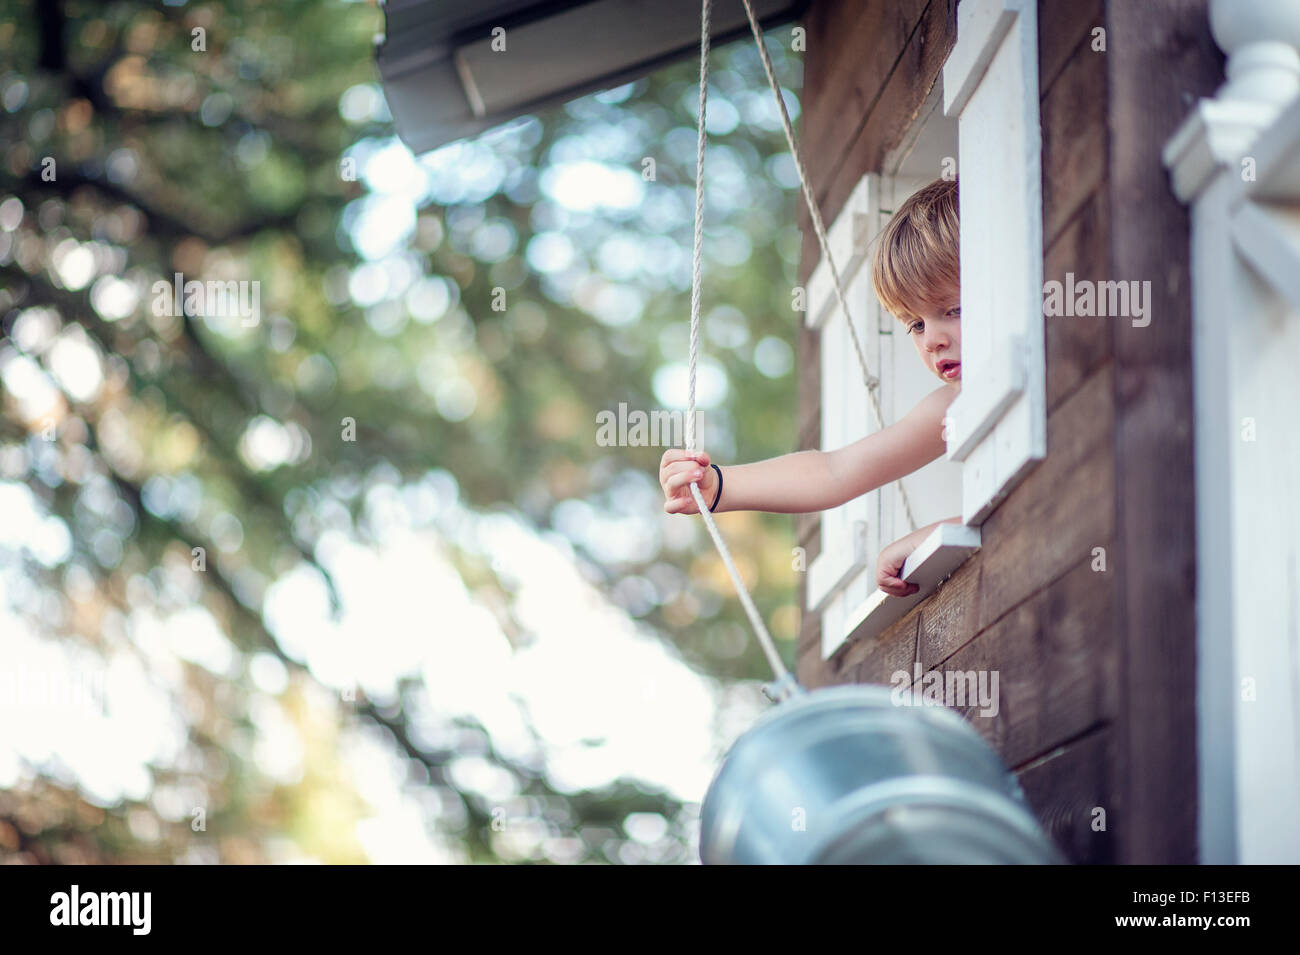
xmin=1165 ymin=36 xmax=1300 ymax=859
xmin=806 ymin=518 xmax=867 ymax=613
xmin=823 ymin=521 xmax=981 ymax=660
xmin=803 ymin=174 xmax=874 ymax=331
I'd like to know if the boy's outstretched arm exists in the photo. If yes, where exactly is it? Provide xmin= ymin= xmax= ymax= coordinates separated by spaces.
xmin=822 ymin=383 xmax=954 ymax=507
xmin=660 ymin=383 xmax=954 ymax=515
xmin=659 ymin=446 xmax=831 ymax=515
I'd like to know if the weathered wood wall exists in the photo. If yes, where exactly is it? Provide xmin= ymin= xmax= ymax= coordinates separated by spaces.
xmin=793 ymin=0 xmax=1221 ymax=863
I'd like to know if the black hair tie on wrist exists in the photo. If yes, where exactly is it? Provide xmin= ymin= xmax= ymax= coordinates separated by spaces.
xmin=708 ymin=463 xmax=723 ymax=513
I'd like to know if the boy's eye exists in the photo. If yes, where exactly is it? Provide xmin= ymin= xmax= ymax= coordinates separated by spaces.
xmin=946 ymin=306 xmax=961 ymax=318
xmin=907 ymin=321 xmax=923 ymax=334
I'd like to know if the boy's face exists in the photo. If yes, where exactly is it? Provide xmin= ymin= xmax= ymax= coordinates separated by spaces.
xmin=900 ymin=287 xmax=961 ymax=384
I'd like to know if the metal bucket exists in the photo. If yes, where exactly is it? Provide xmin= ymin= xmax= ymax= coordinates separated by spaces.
xmin=699 ymin=684 xmax=1064 ymax=864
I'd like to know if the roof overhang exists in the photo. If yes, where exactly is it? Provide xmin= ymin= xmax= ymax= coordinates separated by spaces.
xmin=376 ymin=0 xmax=810 ymax=155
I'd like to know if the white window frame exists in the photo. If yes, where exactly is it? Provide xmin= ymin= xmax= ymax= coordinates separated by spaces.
xmin=804 ymin=172 xmax=882 ymax=642
xmin=804 ymin=168 xmax=973 ymax=661
xmin=941 ymin=0 xmax=1047 ymax=524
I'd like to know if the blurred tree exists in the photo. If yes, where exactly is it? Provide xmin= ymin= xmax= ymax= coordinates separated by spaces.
xmin=0 ymin=0 xmax=803 ymax=863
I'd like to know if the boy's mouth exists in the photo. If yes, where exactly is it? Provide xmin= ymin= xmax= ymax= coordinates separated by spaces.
xmin=938 ymin=359 xmax=961 ymax=380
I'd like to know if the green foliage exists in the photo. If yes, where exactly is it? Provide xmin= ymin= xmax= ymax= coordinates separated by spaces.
xmin=0 ymin=0 xmax=803 ymax=863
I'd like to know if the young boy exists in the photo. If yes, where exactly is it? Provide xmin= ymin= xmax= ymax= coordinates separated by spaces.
xmin=659 ymin=177 xmax=963 ymax=598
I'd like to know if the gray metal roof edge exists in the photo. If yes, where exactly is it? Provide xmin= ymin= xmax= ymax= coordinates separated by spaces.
xmin=379 ymin=0 xmax=813 ymax=155
xmin=377 ymin=0 xmax=603 ymax=76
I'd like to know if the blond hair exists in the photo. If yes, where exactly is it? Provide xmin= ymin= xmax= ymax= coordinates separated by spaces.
xmin=870 ymin=177 xmax=960 ymax=322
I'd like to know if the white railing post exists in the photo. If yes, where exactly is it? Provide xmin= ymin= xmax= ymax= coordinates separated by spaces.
xmin=1210 ymin=0 xmax=1300 ymax=109
xmin=1166 ymin=0 xmax=1300 ymax=202
xmin=1164 ymin=0 xmax=1300 ymax=865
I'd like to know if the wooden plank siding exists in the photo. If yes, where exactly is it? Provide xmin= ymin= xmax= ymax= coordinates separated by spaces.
xmin=1103 ymin=0 xmax=1221 ymax=865
xmin=792 ymin=0 xmax=1218 ymax=862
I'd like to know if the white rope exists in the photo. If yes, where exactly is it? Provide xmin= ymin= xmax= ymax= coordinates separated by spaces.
xmin=684 ymin=0 xmax=794 ymax=694
xmin=683 ymin=0 xmax=921 ymax=696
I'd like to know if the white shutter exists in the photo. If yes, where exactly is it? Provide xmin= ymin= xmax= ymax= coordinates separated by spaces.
xmin=804 ymin=174 xmax=883 ymax=620
xmin=942 ymin=0 xmax=1046 ymax=524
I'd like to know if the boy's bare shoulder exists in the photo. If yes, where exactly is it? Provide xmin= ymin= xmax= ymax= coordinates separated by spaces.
xmin=904 ymin=383 xmax=960 ymax=424
xmin=884 ymin=384 xmax=958 ymax=462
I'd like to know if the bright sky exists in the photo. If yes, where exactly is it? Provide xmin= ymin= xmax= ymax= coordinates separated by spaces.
xmin=0 ymin=471 xmax=770 ymax=862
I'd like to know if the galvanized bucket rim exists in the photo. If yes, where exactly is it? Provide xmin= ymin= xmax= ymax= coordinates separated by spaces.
xmin=704 ymin=772 xmax=1045 ymax=865
xmin=797 ymin=775 xmax=1063 ymax=865
xmin=746 ymin=683 xmax=990 ymax=741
